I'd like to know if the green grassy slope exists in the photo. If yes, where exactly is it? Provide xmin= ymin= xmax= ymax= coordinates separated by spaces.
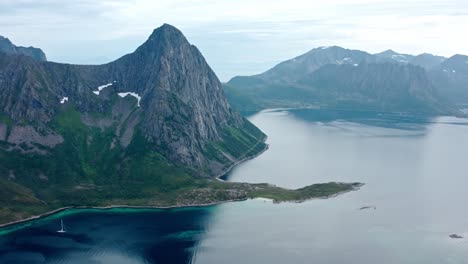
xmin=0 ymin=104 xmax=266 ymax=223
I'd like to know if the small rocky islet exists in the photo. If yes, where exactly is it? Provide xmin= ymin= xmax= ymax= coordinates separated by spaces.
xmin=449 ymin=234 xmax=464 ymax=239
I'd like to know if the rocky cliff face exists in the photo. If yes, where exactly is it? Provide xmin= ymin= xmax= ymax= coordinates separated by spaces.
xmin=0 ymin=36 xmax=47 ymax=61
xmin=102 ymin=25 xmax=245 ymax=168
xmin=0 ymin=24 xmax=266 ymax=180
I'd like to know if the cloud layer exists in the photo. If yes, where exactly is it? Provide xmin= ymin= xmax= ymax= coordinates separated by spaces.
xmin=1 ymin=0 xmax=467 ymax=80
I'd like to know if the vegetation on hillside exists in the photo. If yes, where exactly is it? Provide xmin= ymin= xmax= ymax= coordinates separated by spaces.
xmin=0 ymin=105 xmax=361 ymax=225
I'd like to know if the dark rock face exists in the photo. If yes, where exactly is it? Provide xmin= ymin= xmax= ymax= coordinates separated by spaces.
xmin=104 ymin=25 xmax=244 ymax=167
xmin=0 ymin=36 xmax=47 ymax=61
xmin=0 ymin=24 xmax=265 ymax=177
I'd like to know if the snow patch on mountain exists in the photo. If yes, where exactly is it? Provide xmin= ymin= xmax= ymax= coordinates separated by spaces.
xmin=118 ymin=92 xmax=141 ymax=107
xmin=93 ymin=83 xmax=114 ymax=95
xmin=391 ymin=54 xmax=409 ymax=63
xmin=336 ymin=57 xmax=352 ymax=65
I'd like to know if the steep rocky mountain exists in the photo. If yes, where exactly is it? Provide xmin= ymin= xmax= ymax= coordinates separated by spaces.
xmin=226 ymin=46 xmax=455 ymax=115
xmin=430 ymin=54 xmax=468 ymax=104
xmin=0 ymin=36 xmax=47 ymax=61
xmin=0 ymin=24 xmax=267 ymax=222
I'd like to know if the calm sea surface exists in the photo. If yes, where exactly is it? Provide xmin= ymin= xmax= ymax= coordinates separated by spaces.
xmin=2 ymin=109 xmax=468 ymax=264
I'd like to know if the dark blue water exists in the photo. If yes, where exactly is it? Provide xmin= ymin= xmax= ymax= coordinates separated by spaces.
xmin=3 ymin=109 xmax=468 ymax=264
xmin=0 ymin=207 xmax=214 ymax=264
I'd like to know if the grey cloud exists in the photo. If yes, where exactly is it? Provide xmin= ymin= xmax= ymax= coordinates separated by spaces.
xmin=0 ymin=0 xmax=467 ymax=81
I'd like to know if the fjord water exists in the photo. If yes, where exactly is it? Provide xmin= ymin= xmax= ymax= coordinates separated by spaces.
xmin=2 ymin=109 xmax=468 ymax=263
xmin=194 ymin=109 xmax=468 ymax=264
xmin=0 ymin=207 xmax=214 ymax=264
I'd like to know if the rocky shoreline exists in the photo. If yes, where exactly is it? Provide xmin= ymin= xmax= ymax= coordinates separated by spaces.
xmin=215 ymin=142 xmax=270 ymax=181
xmin=0 ymin=199 xmax=246 ymax=230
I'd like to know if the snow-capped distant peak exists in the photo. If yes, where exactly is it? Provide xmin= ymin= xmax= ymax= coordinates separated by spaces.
xmin=391 ymin=54 xmax=406 ymax=59
xmin=93 ymin=83 xmax=114 ymax=95
xmin=118 ymin=92 xmax=141 ymax=107
xmin=391 ymin=54 xmax=409 ymax=63
xmin=320 ymin=46 xmax=330 ymax=50
xmin=336 ymin=57 xmax=352 ymax=65
xmin=60 ymin=97 xmax=68 ymax=104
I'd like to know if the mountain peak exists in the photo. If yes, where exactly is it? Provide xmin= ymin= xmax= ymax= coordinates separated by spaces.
xmin=314 ymin=45 xmax=344 ymax=52
xmin=376 ymin=49 xmax=399 ymax=56
xmin=419 ymin=53 xmax=436 ymax=56
xmin=450 ymin=54 xmax=468 ymax=60
xmin=0 ymin=35 xmax=47 ymax=61
xmin=0 ymin=35 xmax=12 ymax=44
xmin=132 ymin=24 xmax=191 ymax=56
xmin=150 ymin=23 xmax=182 ymax=36
xmin=0 ymin=36 xmax=15 ymax=53
xmin=147 ymin=23 xmax=187 ymax=43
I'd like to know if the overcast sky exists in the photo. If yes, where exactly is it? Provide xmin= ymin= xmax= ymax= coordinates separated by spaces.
xmin=1 ymin=0 xmax=467 ymax=81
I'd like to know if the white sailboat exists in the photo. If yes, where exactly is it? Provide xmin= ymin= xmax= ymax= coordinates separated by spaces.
xmin=57 ymin=219 xmax=66 ymax=233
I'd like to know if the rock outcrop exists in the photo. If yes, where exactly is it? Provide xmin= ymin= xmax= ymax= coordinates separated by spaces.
xmin=0 ymin=36 xmax=47 ymax=61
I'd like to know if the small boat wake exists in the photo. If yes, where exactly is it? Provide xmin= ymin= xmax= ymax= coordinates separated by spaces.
xmin=57 ymin=219 xmax=66 ymax=233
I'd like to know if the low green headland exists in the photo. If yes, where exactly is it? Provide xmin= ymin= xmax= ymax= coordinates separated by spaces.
xmin=0 ymin=178 xmax=362 ymax=227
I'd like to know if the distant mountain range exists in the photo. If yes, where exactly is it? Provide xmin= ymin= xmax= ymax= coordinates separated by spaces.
xmin=225 ymin=46 xmax=467 ymax=114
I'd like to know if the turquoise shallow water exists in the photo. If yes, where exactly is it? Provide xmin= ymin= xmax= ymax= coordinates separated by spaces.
xmin=2 ymin=109 xmax=468 ymax=264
